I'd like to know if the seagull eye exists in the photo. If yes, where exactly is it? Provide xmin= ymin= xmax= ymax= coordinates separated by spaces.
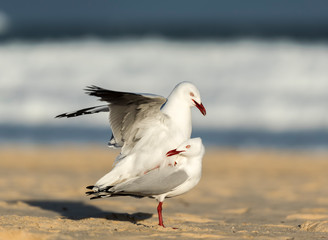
xmin=186 ymin=145 xmax=191 ymax=149
xmin=190 ymin=92 xmax=194 ymax=97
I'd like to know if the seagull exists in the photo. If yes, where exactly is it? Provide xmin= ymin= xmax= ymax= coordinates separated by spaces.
xmin=56 ymin=82 xmax=206 ymax=183
xmin=86 ymin=137 xmax=205 ymax=228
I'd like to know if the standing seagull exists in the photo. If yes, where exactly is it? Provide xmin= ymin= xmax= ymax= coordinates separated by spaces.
xmin=56 ymin=82 xmax=206 ymax=181
xmin=86 ymin=137 xmax=205 ymax=227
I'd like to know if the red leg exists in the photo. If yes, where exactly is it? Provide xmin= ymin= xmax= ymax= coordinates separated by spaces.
xmin=157 ymin=202 xmax=165 ymax=227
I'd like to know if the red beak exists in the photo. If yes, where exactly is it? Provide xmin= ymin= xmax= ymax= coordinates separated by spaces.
xmin=193 ymin=100 xmax=206 ymax=116
xmin=166 ymin=149 xmax=185 ymax=157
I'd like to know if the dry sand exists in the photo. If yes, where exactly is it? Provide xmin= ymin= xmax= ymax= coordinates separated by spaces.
xmin=0 ymin=146 xmax=328 ymax=239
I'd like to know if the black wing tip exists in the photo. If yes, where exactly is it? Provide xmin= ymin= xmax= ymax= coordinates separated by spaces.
xmin=90 ymin=195 xmax=107 ymax=200
xmin=55 ymin=112 xmax=86 ymax=118
xmin=85 ymin=185 xmax=96 ymax=196
xmin=55 ymin=113 xmax=67 ymax=118
xmin=55 ymin=105 xmax=105 ymax=119
xmin=90 ymin=196 xmax=101 ymax=200
xmin=55 ymin=112 xmax=79 ymax=118
xmin=88 ymin=192 xmax=112 ymax=200
xmin=84 ymin=85 xmax=103 ymax=95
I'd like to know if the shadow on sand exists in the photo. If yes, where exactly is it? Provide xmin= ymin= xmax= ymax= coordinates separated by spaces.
xmin=21 ymin=200 xmax=153 ymax=224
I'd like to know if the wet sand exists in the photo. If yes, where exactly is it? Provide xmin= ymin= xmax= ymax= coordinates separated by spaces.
xmin=0 ymin=146 xmax=328 ymax=239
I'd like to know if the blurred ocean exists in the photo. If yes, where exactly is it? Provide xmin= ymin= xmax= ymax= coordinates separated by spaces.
xmin=0 ymin=0 xmax=328 ymax=149
xmin=0 ymin=38 xmax=327 ymax=149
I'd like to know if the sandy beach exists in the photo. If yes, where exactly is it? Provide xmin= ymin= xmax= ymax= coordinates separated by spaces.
xmin=0 ymin=146 xmax=328 ymax=239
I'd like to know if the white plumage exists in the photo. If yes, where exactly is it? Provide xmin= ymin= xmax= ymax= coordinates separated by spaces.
xmin=56 ymin=82 xmax=206 ymax=227
xmin=86 ymin=138 xmax=205 ymax=227
xmin=57 ymin=82 xmax=206 ymax=188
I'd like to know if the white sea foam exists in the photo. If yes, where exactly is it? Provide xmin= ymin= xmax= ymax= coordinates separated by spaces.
xmin=0 ymin=38 xmax=327 ymax=131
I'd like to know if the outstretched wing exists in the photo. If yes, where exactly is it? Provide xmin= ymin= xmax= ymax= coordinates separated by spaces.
xmin=56 ymin=85 xmax=167 ymax=152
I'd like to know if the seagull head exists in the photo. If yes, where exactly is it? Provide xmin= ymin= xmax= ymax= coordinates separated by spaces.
xmin=173 ymin=82 xmax=206 ymax=116
xmin=166 ymin=138 xmax=204 ymax=157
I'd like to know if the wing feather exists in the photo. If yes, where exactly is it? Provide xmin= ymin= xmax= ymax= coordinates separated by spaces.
xmin=85 ymin=86 xmax=167 ymax=152
xmin=56 ymin=85 xmax=167 ymax=153
xmin=110 ymin=169 xmax=189 ymax=197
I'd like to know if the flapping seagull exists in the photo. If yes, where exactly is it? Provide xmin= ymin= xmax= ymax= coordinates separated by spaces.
xmin=56 ymin=82 xmax=206 ymax=179
xmin=86 ymin=137 xmax=205 ymax=228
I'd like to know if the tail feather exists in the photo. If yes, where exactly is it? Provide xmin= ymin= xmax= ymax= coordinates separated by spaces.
xmin=55 ymin=105 xmax=109 ymax=118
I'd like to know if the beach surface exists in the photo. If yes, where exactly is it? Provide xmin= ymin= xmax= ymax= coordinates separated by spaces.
xmin=0 ymin=146 xmax=328 ymax=239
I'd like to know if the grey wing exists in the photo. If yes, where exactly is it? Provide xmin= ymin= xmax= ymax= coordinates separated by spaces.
xmin=85 ymin=86 xmax=167 ymax=150
xmin=56 ymin=86 xmax=167 ymax=150
xmin=110 ymin=169 xmax=189 ymax=197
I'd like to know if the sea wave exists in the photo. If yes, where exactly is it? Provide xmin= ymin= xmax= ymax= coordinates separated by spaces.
xmin=0 ymin=38 xmax=327 ymax=133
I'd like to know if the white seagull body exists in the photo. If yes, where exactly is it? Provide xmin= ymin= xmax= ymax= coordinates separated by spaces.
xmin=86 ymin=137 xmax=205 ymax=227
xmin=56 ymin=82 xmax=206 ymax=189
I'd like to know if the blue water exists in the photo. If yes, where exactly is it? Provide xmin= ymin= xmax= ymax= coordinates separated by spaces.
xmin=1 ymin=124 xmax=327 ymax=150
xmin=1 ymin=0 xmax=328 ymax=40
